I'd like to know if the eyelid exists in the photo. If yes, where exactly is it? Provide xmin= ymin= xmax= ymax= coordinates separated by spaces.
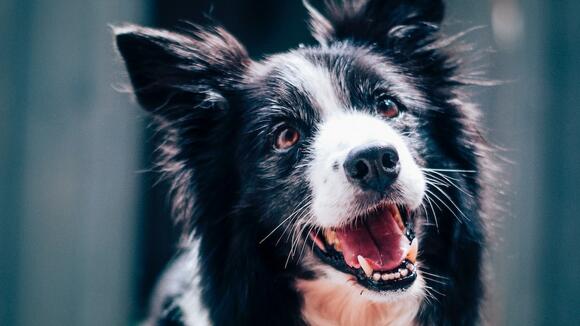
xmin=272 ymin=118 xmax=308 ymax=134
xmin=375 ymin=92 xmax=406 ymax=107
xmin=272 ymin=121 xmax=287 ymax=133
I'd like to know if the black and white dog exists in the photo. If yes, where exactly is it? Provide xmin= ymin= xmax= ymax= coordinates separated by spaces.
xmin=115 ymin=0 xmax=491 ymax=325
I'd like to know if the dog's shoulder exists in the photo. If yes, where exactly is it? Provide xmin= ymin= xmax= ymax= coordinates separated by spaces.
xmin=142 ymin=241 xmax=211 ymax=326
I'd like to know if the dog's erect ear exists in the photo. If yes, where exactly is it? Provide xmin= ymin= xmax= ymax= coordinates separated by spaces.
xmin=114 ymin=24 xmax=249 ymax=116
xmin=306 ymin=0 xmax=445 ymax=46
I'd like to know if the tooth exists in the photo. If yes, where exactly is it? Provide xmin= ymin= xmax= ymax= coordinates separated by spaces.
xmin=325 ymin=230 xmax=337 ymax=245
xmin=372 ymin=273 xmax=381 ymax=281
xmin=400 ymin=269 xmax=409 ymax=277
xmin=381 ymin=273 xmax=390 ymax=281
xmin=334 ymin=240 xmax=343 ymax=252
xmin=393 ymin=272 xmax=401 ymax=279
xmin=406 ymin=262 xmax=415 ymax=272
xmin=358 ymin=255 xmax=373 ymax=277
xmin=406 ymin=238 xmax=418 ymax=264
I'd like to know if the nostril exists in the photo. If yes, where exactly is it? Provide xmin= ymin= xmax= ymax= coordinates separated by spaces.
xmin=353 ymin=160 xmax=370 ymax=179
xmin=344 ymin=144 xmax=400 ymax=191
xmin=381 ymin=149 xmax=399 ymax=170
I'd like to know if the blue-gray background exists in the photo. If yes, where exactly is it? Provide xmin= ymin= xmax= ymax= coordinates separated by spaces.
xmin=1 ymin=0 xmax=579 ymax=325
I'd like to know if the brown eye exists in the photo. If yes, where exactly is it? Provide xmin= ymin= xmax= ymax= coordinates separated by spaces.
xmin=377 ymin=96 xmax=401 ymax=119
xmin=274 ymin=125 xmax=300 ymax=150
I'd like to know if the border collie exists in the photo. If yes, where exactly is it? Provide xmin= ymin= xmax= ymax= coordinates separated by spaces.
xmin=115 ymin=0 xmax=491 ymax=325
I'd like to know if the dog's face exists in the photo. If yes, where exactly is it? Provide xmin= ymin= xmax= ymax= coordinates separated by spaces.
xmin=116 ymin=0 xmax=477 ymax=306
xmin=240 ymin=48 xmax=427 ymax=298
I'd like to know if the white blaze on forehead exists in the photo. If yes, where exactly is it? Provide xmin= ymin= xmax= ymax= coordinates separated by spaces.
xmin=275 ymin=53 xmax=344 ymax=116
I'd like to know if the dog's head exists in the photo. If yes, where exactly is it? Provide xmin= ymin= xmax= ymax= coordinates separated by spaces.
xmin=116 ymin=0 xmax=482 ymax=303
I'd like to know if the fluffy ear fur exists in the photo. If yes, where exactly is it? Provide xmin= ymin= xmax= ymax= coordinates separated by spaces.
xmin=114 ymin=24 xmax=249 ymax=116
xmin=114 ymin=25 xmax=250 ymax=229
xmin=306 ymin=0 xmax=445 ymax=46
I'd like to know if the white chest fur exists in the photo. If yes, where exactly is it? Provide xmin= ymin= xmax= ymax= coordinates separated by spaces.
xmin=297 ymin=279 xmax=421 ymax=326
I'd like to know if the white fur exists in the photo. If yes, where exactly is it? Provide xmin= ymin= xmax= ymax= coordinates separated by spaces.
xmin=297 ymin=253 xmax=424 ymax=326
xmin=308 ymin=112 xmax=426 ymax=228
xmin=275 ymin=53 xmax=345 ymax=116
xmin=174 ymin=243 xmax=211 ymax=326
xmin=297 ymin=278 xmax=421 ymax=326
xmin=142 ymin=241 xmax=211 ymax=326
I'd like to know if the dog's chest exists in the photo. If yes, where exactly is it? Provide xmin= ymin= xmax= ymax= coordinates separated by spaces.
xmin=297 ymin=279 xmax=420 ymax=326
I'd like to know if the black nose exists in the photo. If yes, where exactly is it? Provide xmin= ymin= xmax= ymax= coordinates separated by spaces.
xmin=343 ymin=144 xmax=400 ymax=193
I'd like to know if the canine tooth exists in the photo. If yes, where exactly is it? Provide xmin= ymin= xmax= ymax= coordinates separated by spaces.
xmin=400 ymin=269 xmax=409 ymax=277
xmin=372 ymin=273 xmax=381 ymax=281
xmin=381 ymin=273 xmax=390 ymax=281
xmin=357 ymin=255 xmax=373 ymax=277
xmin=406 ymin=238 xmax=418 ymax=264
xmin=325 ymin=229 xmax=337 ymax=244
xmin=334 ymin=240 xmax=343 ymax=252
xmin=406 ymin=262 xmax=415 ymax=272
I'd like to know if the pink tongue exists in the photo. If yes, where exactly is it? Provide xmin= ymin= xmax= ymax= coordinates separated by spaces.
xmin=335 ymin=208 xmax=408 ymax=271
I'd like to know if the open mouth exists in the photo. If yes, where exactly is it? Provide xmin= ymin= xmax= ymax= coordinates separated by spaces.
xmin=308 ymin=203 xmax=418 ymax=292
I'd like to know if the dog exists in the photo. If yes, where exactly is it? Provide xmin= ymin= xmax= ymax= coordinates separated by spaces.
xmin=115 ymin=0 xmax=491 ymax=325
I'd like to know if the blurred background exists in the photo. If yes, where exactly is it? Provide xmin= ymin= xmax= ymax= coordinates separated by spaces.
xmin=1 ymin=0 xmax=579 ymax=325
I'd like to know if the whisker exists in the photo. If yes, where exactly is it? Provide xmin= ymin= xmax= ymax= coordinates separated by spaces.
xmin=422 ymin=192 xmax=440 ymax=230
xmin=261 ymin=196 xmax=311 ymax=244
xmin=310 ymin=227 xmax=322 ymax=252
xmin=286 ymin=213 xmax=315 ymax=268
xmin=424 ymin=170 xmax=474 ymax=198
xmin=424 ymin=189 xmax=464 ymax=223
xmin=276 ymin=199 xmax=312 ymax=246
xmin=421 ymin=168 xmax=476 ymax=173
xmin=421 ymin=275 xmax=449 ymax=285
xmin=297 ymin=223 xmax=318 ymax=261
xmin=420 ymin=270 xmax=449 ymax=280
xmin=424 ymin=176 xmax=450 ymax=187
xmin=427 ymin=183 xmax=470 ymax=222
xmin=259 ymin=214 xmax=296 ymax=244
xmin=419 ymin=202 xmax=430 ymax=225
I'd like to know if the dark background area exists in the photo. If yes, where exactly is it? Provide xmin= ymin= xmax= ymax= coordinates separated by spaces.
xmin=1 ymin=0 xmax=579 ymax=325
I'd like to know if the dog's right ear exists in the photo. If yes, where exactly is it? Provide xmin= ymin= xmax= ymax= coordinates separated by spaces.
xmin=305 ymin=0 xmax=445 ymax=47
xmin=114 ymin=25 xmax=250 ymax=228
xmin=114 ymin=24 xmax=249 ymax=117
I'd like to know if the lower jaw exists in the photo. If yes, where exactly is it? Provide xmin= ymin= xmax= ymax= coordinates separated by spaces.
xmin=311 ymin=239 xmax=418 ymax=292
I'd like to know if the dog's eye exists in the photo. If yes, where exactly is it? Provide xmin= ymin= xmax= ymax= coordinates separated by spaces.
xmin=377 ymin=95 xmax=401 ymax=119
xmin=274 ymin=125 xmax=300 ymax=150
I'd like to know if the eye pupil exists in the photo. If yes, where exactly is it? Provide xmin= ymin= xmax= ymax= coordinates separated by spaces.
xmin=275 ymin=126 xmax=300 ymax=150
xmin=377 ymin=97 xmax=400 ymax=119
xmin=283 ymin=129 xmax=295 ymax=141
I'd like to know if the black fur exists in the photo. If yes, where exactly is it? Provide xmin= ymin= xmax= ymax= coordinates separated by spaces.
xmin=115 ymin=1 xmax=490 ymax=325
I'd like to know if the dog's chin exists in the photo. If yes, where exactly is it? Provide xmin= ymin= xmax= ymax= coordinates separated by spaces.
xmin=305 ymin=202 xmax=421 ymax=300
xmin=306 ymin=261 xmax=424 ymax=304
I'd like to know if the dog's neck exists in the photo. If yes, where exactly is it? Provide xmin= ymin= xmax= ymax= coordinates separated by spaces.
xmin=297 ymin=279 xmax=421 ymax=326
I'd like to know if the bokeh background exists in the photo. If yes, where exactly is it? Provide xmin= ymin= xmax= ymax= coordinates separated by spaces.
xmin=1 ymin=0 xmax=579 ymax=325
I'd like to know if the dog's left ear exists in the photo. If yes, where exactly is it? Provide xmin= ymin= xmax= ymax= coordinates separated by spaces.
xmin=306 ymin=0 xmax=444 ymax=46
xmin=114 ymin=24 xmax=249 ymax=118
